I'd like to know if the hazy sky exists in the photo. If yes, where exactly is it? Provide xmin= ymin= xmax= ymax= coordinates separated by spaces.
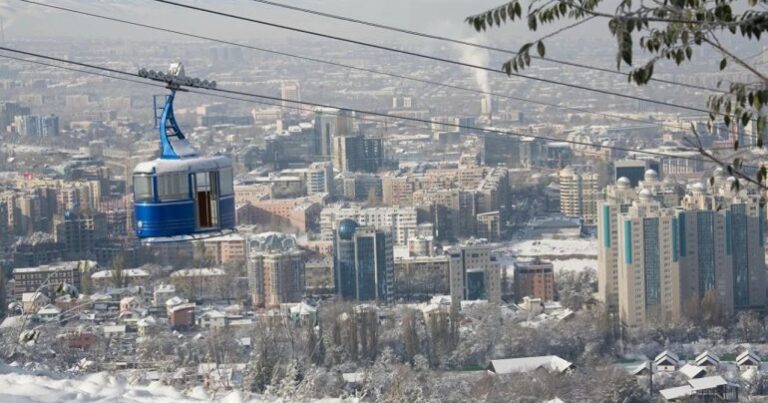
xmin=0 ymin=0 xmax=610 ymax=45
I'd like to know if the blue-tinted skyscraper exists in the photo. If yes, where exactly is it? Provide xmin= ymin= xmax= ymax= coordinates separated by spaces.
xmin=333 ymin=219 xmax=394 ymax=303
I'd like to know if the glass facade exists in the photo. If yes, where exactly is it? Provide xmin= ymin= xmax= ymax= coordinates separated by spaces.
xmin=356 ymin=237 xmax=377 ymax=301
xmin=333 ymin=237 xmax=357 ymax=300
xmin=603 ymin=205 xmax=611 ymax=248
xmin=731 ymin=204 xmax=749 ymax=307
xmin=466 ymin=270 xmax=486 ymax=300
xmin=697 ymin=211 xmax=715 ymax=297
xmin=624 ymin=220 xmax=632 ymax=264
xmin=679 ymin=212 xmax=687 ymax=257
xmin=643 ymin=218 xmax=660 ymax=307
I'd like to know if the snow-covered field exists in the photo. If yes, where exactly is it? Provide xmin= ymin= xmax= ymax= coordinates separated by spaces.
xmin=0 ymin=364 xmax=246 ymax=403
xmin=495 ymin=238 xmax=598 ymax=273
xmin=551 ymin=258 xmax=598 ymax=273
xmin=0 ymin=363 xmax=356 ymax=403
xmin=497 ymin=238 xmax=598 ymax=258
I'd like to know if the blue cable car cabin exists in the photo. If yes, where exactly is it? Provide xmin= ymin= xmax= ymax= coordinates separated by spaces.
xmin=133 ymin=87 xmax=235 ymax=240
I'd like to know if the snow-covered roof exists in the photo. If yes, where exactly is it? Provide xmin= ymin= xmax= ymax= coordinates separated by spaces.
xmin=165 ymin=296 xmax=186 ymax=307
xmin=103 ymin=325 xmax=126 ymax=334
xmin=289 ymin=302 xmax=317 ymax=315
xmin=694 ymin=351 xmax=720 ymax=366
xmin=154 ymin=284 xmax=175 ymax=293
xmin=133 ymin=155 xmax=231 ymax=175
xmin=630 ymin=361 xmax=650 ymax=376
xmin=487 ymin=356 xmax=573 ymax=374
xmin=137 ymin=316 xmax=157 ymax=327
xmin=688 ymin=376 xmax=732 ymax=391
xmin=21 ymin=292 xmax=49 ymax=303
xmin=92 ymin=269 xmax=149 ymax=279
xmin=659 ymin=385 xmax=693 ymax=400
xmin=200 ymin=310 xmax=225 ymax=319
xmin=737 ymin=350 xmax=761 ymax=366
xmin=169 ymin=303 xmax=196 ymax=313
xmin=170 ymin=268 xmax=225 ymax=277
xmin=654 ymin=350 xmax=680 ymax=365
xmin=679 ymin=364 xmax=706 ymax=379
xmin=342 ymin=372 xmax=365 ymax=383
xmin=37 ymin=304 xmax=61 ymax=315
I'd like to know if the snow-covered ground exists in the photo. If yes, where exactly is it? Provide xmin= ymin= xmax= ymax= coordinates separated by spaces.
xmin=0 ymin=363 xmax=357 ymax=403
xmin=0 ymin=369 xmax=243 ymax=403
xmin=497 ymin=238 xmax=598 ymax=258
xmin=551 ymin=258 xmax=598 ymax=273
xmin=495 ymin=238 xmax=598 ymax=273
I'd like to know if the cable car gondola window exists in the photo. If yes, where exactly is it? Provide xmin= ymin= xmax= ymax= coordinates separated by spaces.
xmin=133 ymin=175 xmax=153 ymax=202
xmin=157 ymin=172 xmax=189 ymax=201
xmin=220 ymin=167 xmax=234 ymax=196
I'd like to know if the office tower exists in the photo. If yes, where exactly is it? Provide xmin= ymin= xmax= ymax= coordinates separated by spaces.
xmin=320 ymin=205 xmax=418 ymax=245
xmin=413 ymin=189 xmax=477 ymax=240
xmin=476 ymin=211 xmax=501 ymax=242
xmin=332 ymin=219 xmax=394 ymax=303
xmin=338 ymin=172 xmax=382 ymax=202
xmin=40 ymin=114 xmax=59 ymax=137
xmin=246 ymin=233 xmax=305 ymax=308
xmin=306 ymin=161 xmax=334 ymax=196
xmin=617 ymin=189 xmax=682 ymax=327
xmin=514 ymin=258 xmax=555 ymax=303
xmin=280 ymin=80 xmax=301 ymax=108
xmin=314 ymin=107 xmax=339 ymax=158
xmin=482 ymin=133 xmax=521 ymax=167
xmin=13 ymin=115 xmax=40 ymax=136
xmin=447 ymin=239 xmax=501 ymax=307
xmin=597 ymin=177 xmax=637 ymax=314
xmin=678 ymin=180 xmax=766 ymax=314
xmin=332 ymin=134 xmax=383 ymax=173
xmin=263 ymin=123 xmax=316 ymax=169
xmin=614 ymin=159 xmax=660 ymax=187
xmin=0 ymin=101 xmax=30 ymax=131
xmin=54 ymin=210 xmax=107 ymax=260
xmin=558 ymin=167 xmax=599 ymax=225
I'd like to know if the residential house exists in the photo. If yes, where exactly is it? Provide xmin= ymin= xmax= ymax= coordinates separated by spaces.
xmin=486 ymin=355 xmax=574 ymax=375
xmin=654 ymin=351 xmax=680 ymax=372
xmin=197 ymin=310 xmax=226 ymax=330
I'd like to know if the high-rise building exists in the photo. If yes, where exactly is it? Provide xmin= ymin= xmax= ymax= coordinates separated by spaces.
xmin=332 ymin=219 xmax=394 ymax=303
xmin=612 ymin=178 xmax=767 ymax=327
xmin=321 ymin=204 xmax=418 ymax=245
xmin=306 ymin=161 xmax=334 ymax=196
xmin=447 ymin=239 xmax=501 ymax=306
xmin=614 ymin=159 xmax=660 ymax=187
xmin=514 ymin=258 xmax=555 ymax=303
xmin=338 ymin=172 xmax=382 ymax=202
xmin=617 ymin=190 xmax=682 ymax=326
xmin=678 ymin=180 xmax=766 ymax=314
xmin=597 ymin=177 xmax=637 ymax=314
xmin=0 ymin=101 xmax=30 ymax=131
xmin=41 ymin=114 xmax=60 ymax=137
xmin=280 ymin=80 xmax=301 ymax=108
xmin=332 ymin=134 xmax=383 ymax=173
xmin=315 ymin=108 xmax=352 ymax=160
xmin=558 ymin=167 xmax=599 ymax=225
xmin=54 ymin=210 xmax=107 ymax=260
xmin=246 ymin=233 xmax=305 ymax=308
xmin=13 ymin=115 xmax=39 ymax=136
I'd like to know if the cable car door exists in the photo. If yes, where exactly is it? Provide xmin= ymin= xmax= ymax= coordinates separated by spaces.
xmin=194 ymin=171 xmax=220 ymax=229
